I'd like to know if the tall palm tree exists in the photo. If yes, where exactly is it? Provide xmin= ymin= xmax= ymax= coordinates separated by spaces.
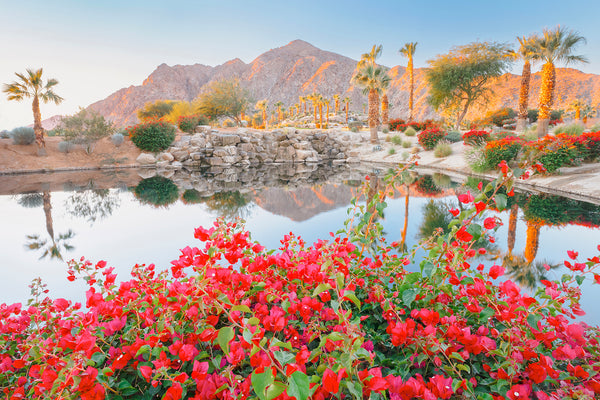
xmin=274 ymin=101 xmax=284 ymax=124
xmin=351 ymin=64 xmax=391 ymax=144
xmin=325 ymin=98 xmax=330 ymax=127
xmin=515 ymin=35 xmax=539 ymax=132
xmin=534 ymin=26 xmax=587 ymax=137
xmin=343 ymin=97 xmax=351 ymax=124
xmin=255 ymin=99 xmax=268 ymax=129
xmin=333 ymin=94 xmax=340 ymax=114
xmin=3 ymin=68 xmax=63 ymax=155
xmin=300 ymin=96 xmax=307 ymax=115
xmin=381 ymin=92 xmax=389 ymax=130
xmin=524 ymin=220 xmax=542 ymax=264
xmin=581 ymin=104 xmax=597 ymax=124
xmin=567 ymin=99 xmax=585 ymax=121
xmin=358 ymin=45 xmax=383 ymax=69
xmin=399 ymin=42 xmax=418 ymax=122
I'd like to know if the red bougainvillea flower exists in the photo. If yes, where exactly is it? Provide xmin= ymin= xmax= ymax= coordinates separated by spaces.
xmin=507 ymin=383 xmax=532 ymax=400
xmin=458 ymin=191 xmax=474 ymax=204
xmin=567 ymin=250 xmax=578 ymax=260
xmin=483 ymin=217 xmax=496 ymax=230
xmin=449 ymin=208 xmax=460 ymax=217
xmin=456 ymin=227 xmax=473 ymax=242
xmin=489 ymin=265 xmax=505 ymax=279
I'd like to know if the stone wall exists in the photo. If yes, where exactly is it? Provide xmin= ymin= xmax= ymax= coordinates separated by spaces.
xmin=135 ymin=127 xmax=362 ymax=169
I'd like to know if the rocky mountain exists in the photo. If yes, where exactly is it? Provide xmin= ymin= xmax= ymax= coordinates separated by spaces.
xmin=87 ymin=39 xmax=600 ymax=127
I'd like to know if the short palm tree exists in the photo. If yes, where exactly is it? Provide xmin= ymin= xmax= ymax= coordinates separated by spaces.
xmin=343 ymin=97 xmax=351 ymax=124
xmin=567 ymin=99 xmax=586 ymax=121
xmin=534 ymin=26 xmax=587 ymax=137
xmin=381 ymin=92 xmax=389 ymax=129
xmin=274 ymin=101 xmax=283 ymax=124
xmin=351 ymin=64 xmax=391 ymax=143
xmin=515 ymin=35 xmax=539 ymax=132
xmin=255 ymin=99 xmax=268 ymax=129
xmin=399 ymin=42 xmax=418 ymax=122
xmin=333 ymin=94 xmax=340 ymax=114
xmin=3 ymin=68 xmax=63 ymax=155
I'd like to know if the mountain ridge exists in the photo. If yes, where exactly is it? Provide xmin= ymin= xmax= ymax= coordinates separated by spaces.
xmin=86 ymin=40 xmax=600 ymax=127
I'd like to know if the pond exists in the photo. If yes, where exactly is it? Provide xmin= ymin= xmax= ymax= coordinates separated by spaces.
xmin=1 ymin=163 xmax=600 ymax=325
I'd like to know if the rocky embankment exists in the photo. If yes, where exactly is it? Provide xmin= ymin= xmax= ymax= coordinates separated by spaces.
xmin=135 ymin=127 xmax=362 ymax=169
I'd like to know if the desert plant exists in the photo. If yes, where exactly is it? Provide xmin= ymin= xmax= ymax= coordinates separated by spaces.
xmin=418 ymin=127 xmax=446 ymax=150
xmin=483 ymin=136 xmax=525 ymax=170
xmin=222 ymin=118 xmax=235 ymax=128
xmin=348 ymin=121 xmax=362 ymax=132
xmin=462 ymin=129 xmax=491 ymax=146
xmin=404 ymin=126 xmax=416 ymax=136
xmin=402 ymin=140 xmax=412 ymax=148
xmin=391 ymin=135 xmax=403 ymax=145
xmin=350 ymin=126 xmax=359 ymax=133
xmin=433 ymin=140 xmax=452 ymax=157
xmin=111 ymin=133 xmax=124 ymax=147
xmin=194 ymin=78 xmax=250 ymax=125
xmin=432 ymin=172 xmax=453 ymax=188
xmin=0 ymin=130 xmax=10 ymax=139
xmin=382 ymin=127 xmax=389 ymax=134
xmin=388 ymin=118 xmax=406 ymax=131
xmin=388 ymin=147 xmax=396 ymax=155
xmin=127 ymin=121 xmax=176 ymax=152
xmin=445 ymin=130 xmax=462 ymax=143
xmin=177 ymin=115 xmax=208 ymax=133
xmin=553 ymin=122 xmax=585 ymax=136
xmin=11 ymin=127 xmax=35 ymax=145
xmin=137 ymin=100 xmax=176 ymax=121
xmin=56 ymin=108 xmax=115 ymax=154
xmin=401 ymin=150 xmax=410 ymax=160
xmin=589 ymin=123 xmax=600 ymax=132
xmin=57 ymin=141 xmax=74 ymax=153
xmin=464 ymin=145 xmax=488 ymax=173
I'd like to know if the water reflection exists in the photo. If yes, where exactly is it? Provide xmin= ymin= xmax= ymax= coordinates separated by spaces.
xmin=64 ymin=189 xmax=120 ymax=225
xmin=133 ymin=176 xmax=180 ymax=207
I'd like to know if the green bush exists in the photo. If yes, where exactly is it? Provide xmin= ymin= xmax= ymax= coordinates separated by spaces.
xmin=133 ymin=176 xmax=179 ymax=207
xmin=55 ymin=108 xmax=115 ymax=154
xmin=348 ymin=121 xmax=363 ymax=131
xmin=0 ymin=130 xmax=10 ymax=139
xmin=404 ymin=126 xmax=416 ymax=136
xmin=391 ymin=135 xmax=403 ymax=145
xmin=388 ymin=147 xmax=396 ymax=155
xmin=402 ymin=140 xmax=412 ymax=148
xmin=433 ymin=140 xmax=452 ymax=157
xmin=553 ymin=123 xmax=585 ymax=136
xmin=127 ymin=121 xmax=176 ymax=152
xmin=181 ymin=189 xmax=204 ymax=204
xmin=11 ymin=127 xmax=35 ymax=145
xmin=177 ymin=115 xmax=209 ymax=133
xmin=464 ymin=146 xmax=487 ymax=173
xmin=382 ymin=127 xmax=390 ymax=134
xmin=445 ymin=130 xmax=462 ymax=143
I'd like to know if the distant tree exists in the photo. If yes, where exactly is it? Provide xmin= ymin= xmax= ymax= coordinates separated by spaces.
xmin=399 ymin=42 xmax=418 ymax=121
xmin=194 ymin=79 xmax=250 ymax=125
xmin=343 ymin=97 xmax=351 ymax=124
xmin=515 ymin=35 xmax=539 ymax=131
xmin=164 ymin=101 xmax=195 ymax=124
xmin=273 ymin=101 xmax=283 ymax=123
xmin=426 ymin=41 xmax=514 ymax=130
xmin=56 ymin=108 xmax=115 ymax=153
xmin=351 ymin=64 xmax=390 ymax=143
xmin=333 ymin=94 xmax=340 ymax=114
xmin=3 ymin=68 xmax=63 ymax=155
xmin=533 ymin=26 xmax=587 ymax=137
xmin=255 ymin=99 xmax=268 ymax=128
xmin=567 ymin=99 xmax=586 ymax=121
xmin=137 ymin=100 xmax=176 ymax=121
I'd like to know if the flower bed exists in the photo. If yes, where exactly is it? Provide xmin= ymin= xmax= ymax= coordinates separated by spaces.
xmin=483 ymin=136 xmax=525 ymax=171
xmin=1 ymin=165 xmax=600 ymax=400
xmin=462 ymin=130 xmax=491 ymax=146
xmin=418 ymin=127 xmax=446 ymax=150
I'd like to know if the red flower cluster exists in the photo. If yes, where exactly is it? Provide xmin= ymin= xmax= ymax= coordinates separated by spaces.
xmin=462 ymin=130 xmax=491 ymax=146
xmin=418 ymin=127 xmax=447 ymax=150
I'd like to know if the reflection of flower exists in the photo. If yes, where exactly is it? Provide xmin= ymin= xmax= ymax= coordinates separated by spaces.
xmin=413 ymin=176 xmax=442 ymax=196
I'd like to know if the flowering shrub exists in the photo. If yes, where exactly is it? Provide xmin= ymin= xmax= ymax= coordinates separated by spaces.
xmin=2 ymin=164 xmax=600 ymax=400
xmin=388 ymin=118 xmax=406 ymax=131
xmin=418 ymin=127 xmax=446 ymax=150
xmin=413 ymin=175 xmax=443 ymax=195
xmin=127 ymin=120 xmax=176 ymax=152
xmin=483 ymin=136 xmax=525 ymax=170
xmin=524 ymin=134 xmax=579 ymax=173
xmin=178 ymin=115 xmax=209 ymax=134
xmin=462 ymin=130 xmax=491 ymax=146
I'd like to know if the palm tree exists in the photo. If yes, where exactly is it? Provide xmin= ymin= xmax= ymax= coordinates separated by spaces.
xmin=567 ymin=99 xmax=585 ymax=121
xmin=381 ymin=92 xmax=389 ymax=130
xmin=515 ymin=35 xmax=539 ymax=132
xmin=524 ymin=220 xmax=542 ymax=264
xmin=255 ymin=99 xmax=268 ymax=129
xmin=274 ymin=101 xmax=284 ymax=124
xmin=534 ymin=26 xmax=587 ymax=137
xmin=343 ymin=97 xmax=351 ymax=124
xmin=325 ymin=98 xmax=331 ymax=127
xmin=581 ymin=104 xmax=597 ymax=124
xmin=300 ymin=96 xmax=307 ymax=115
xmin=333 ymin=94 xmax=340 ymax=114
xmin=3 ymin=68 xmax=64 ymax=155
xmin=399 ymin=42 xmax=418 ymax=122
xmin=358 ymin=45 xmax=383 ymax=69
xmin=295 ymin=103 xmax=300 ymax=117
xmin=351 ymin=64 xmax=391 ymax=144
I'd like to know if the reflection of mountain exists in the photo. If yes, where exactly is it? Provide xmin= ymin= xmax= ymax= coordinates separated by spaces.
xmin=253 ymin=183 xmax=358 ymax=222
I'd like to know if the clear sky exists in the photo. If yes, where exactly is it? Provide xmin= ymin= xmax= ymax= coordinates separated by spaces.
xmin=1 ymin=0 xmax=598 ymax=130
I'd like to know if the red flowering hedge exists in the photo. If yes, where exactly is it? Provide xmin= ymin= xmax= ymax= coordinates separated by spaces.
xmin=389 ymin=120 xmax=438 ymax=132
xmin=1 ymin=165 xmax=600 ymax=400
xmin=463 ymin=130 xmax=491 ymax=146
xmin=483 ymin=136 xmax=526 ymax=171
xmin=178 ymin=115 xmax=209 ymax=134
xmin=389 ymin=119 xmax=406 ymax=131
xmin=418 ymin=127 xmax=446 ymax=150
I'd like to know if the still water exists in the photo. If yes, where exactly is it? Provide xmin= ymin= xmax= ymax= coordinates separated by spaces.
xmin=1 ymin=164 xmax=599 ymax=325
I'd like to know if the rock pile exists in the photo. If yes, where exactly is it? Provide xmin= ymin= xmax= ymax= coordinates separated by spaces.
xmin=135 ymin=128 xmax=363 ymax=169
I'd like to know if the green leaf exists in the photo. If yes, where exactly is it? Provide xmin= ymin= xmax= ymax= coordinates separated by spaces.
xmin=217 ymin=326 xmax=235 ymax=355
xmin=274 ymin=351 xmax=296 ymax=366
xmin=117 ymin=379 xmax=138 ymax=396
xmin=252 ymin=369 xmax=274 ymax=400
xmin=479 ymin=307 xmax=495 ymax=322
xmin=421 ymin=262 xmax=435 ymax=277
xmin=232 ymin=305 xmax=251 ymax=313
xmin=135 ymin=344 xmax=151 ymax=358
xmin=345 ymin=381 xmax=363 ymax=400
xmin=247 ymin=317 xmax=260 ymax=326
xmin=402 ymin=288 xmax=418 ymax=308
xmin=405 ymin=272 xmax=421 ymax=284
xmin=343 ymin=291 xmax=361 ymax=309
xmin=270 ymin=337 xmax=292 ymax=350
xmin=450 ymin=352 xmax=465 ymax=362
xmin=495 ymin=194 xmax=507 ymax=211
xmin=312 ymin=283 xmax=332 ymax=297
xmin=287 ymin=371 xmax=310 ymax=400
xmin=336 ymin=272 xmax=345 ymax=290
xmin=575 ymin=275 xmax=585 ymax=285
xmin=267 ymin=382 xmax=286 ymax=400
xmin=467 ymin=223 xmax=483 ymax=239
xmin=527 ymin=314 xmax=542 ymax=330
xmin=90 ymin=351 xmax=106 ymax=367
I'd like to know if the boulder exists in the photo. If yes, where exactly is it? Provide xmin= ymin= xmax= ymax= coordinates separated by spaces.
xmin=157 ymin=152 xmax=174 ymax=162
xmin=136 ymin=153 xmax=156 ymax=165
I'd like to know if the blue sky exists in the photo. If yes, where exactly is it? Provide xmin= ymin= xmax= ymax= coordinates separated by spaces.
xmin=1 ymin=0 xmax=598 ymax=129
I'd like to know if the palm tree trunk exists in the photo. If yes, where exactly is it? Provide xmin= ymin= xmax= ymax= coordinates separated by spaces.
xmin=400 ymin=186 xmax=409 ymax=250
xmin=326 ymin=103 xmax=329 ymax=127
xmin=516 ymin=61 xmax=531 ymax=132
xmin=524 ymin=221 xmax=541 ymax=264
xmin=537 ymin=62 xmax=555 ymax=137
xmin=314 ymin=104 xmax=318 ymax=127
xmin=262 ymin=110 xmax=267 ymax=129
xmin=345 ymin=102 xmax=349 ymax=124
xmin=368 ymin=89 xmax=380 ymax=144
xmin=32 ymin=96 xmax=46 ymax=155
xmin=319 ymin=104 xmax=323 ymax=129
xmin=43 ymin=192 xmax=54 ymax=240
xmin=408 ymin=57 xmax=414 ymax=122
xmin=381 ymin=93 xmax=389 ymax=130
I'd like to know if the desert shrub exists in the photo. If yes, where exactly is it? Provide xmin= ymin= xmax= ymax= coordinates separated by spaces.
xmin=483 ymin=136 xmax=525 ymax=170
xmin=433 ymin=140 xmax=452 ymax=157
xmin=133 ymin=176 xmax=179 ymax=207
xmin=589 ymin=123 xmax=600 ymax=132
xmin=462 ymin=129 xmax=490 ymax=146
xmin=418 ymin=127 xmax=446 ymax=150
xmin=388 ymin=118 xmax=406 ymax=131
xmin=177 ymin=115 xmax=209 ymax=133
xmin=391 ymin=135 xmax=403 ymax=145
xmin=432 ymin=172 xmax=453 ymax=188
xmin=527 ymin=109 xmax=562 ymax=123
xmin=553 ymin=123 xmax=585 ymax=136
xmin=524 ymin=134 xmax=579 ymax=173
xmin=222 ymin=118 xmax=235 ymax=128
xmin=464 ymin=145 xmax=487 ymax=173
xmin=382 ymin=127 xmax=389 ymax=134
xmin=401 ymin=150 xmax=410 ymax=160
xmin=402 ymin=140 xmax=412 ymax=148
xmin=56 ymin=108 xmax=115 ymax=154
xmin=350 ymin=126 xmax=359 ymax=133
xmin=348 ymin=121 xmax=363 ymax=131
xmin=137 ymin=99 xmax=176 ymax=121
xmin=388 ymin=147 xmax=396 ymax=155
xmin=578 ymin=131 xmax=600 ymax=161
xmin=476 ymin=107 xmax=516 ymax=127
xmin=491 ymin=131 xmax=514 ymax=141
xmin=110 ymin=133 xmax=124 ymax=147
xmin=414 ymin=175 xmax=442 ymax=195
xmin=57 ymin=141 xmax=74 ymax=153
xmin=445 ymin=130 xmax=462 ymax=143
xmin=127 ymin=121 xmax=176 ymax=152
xmin=0 ymin=130 xmax=10 ymax=139
xmin=11 ymin=127 xmax=35 ymax=145
xmin=403 ymin=126 xmax=416 ymax=136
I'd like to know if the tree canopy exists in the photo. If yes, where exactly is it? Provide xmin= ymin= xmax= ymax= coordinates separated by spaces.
xmin=194 ymin=79 xmax=250 ymax=125
xmin=136 ymin=100 xmax=176 ymax=121
xmin=426 ymin=42 xmax=514 ymax=129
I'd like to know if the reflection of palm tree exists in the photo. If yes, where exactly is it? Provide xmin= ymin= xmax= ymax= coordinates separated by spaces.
xmin=399 ymin=184 xmax=410 ymax=251
xmin=507 ymin=203 xmax=518 ymax=254
xmin=524 ymin=220 xmax=542 ymax=264
xmin=503 ymin=255 xmax=559 ymax=290
xmin=25 ymin=192 xmax=75 ymax=260
xmin=64 ymin=189 xmax=120 ymax=225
